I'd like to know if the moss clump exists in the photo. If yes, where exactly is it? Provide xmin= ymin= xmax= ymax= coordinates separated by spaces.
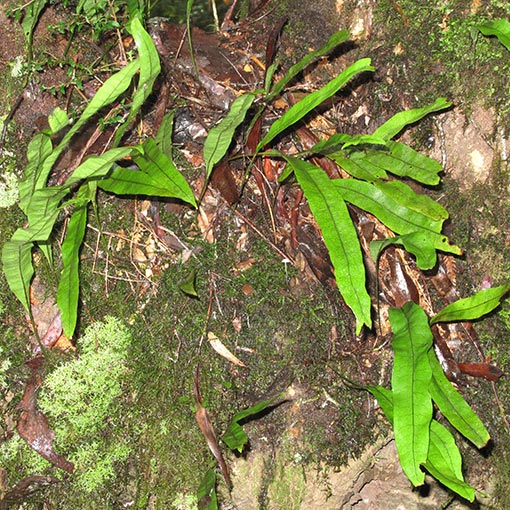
xmin=39 ymin=316 xmax=132 ymax=492
xmin=0 ymin=316 xmax=133 ymax=500
xmin=0 ymin=169 xmax=19 ymax=209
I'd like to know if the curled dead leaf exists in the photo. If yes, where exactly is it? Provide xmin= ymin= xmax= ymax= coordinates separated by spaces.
xmin=193 ymin=367 xmax=232 ymax=490
xmin=208 ymin=332 xmax=246 ymax=367
xmin=17 ymin=357 xmax=74 ymax=474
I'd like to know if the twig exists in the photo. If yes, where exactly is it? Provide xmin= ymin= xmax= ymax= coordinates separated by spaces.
xmin=233 ymin=207 xmax=294 ymax=265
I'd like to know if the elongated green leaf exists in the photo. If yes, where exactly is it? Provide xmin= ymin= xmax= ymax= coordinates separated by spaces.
xmin=311 ymin=133 xmax=387 ymax=155
xmin=264 ymin=61 xmax=278 ymax=94
xmin=428 ymin=349 xmax=490 ymax=448
xmin=114 ymin=16 xmax=161 ymax=146
xmin=373 ymin=98 xmax=451 ymax=141
xmin=186 ymin=0 xmax=199 ymax=80
xmin=134 ymin=138 xmax=195 ymax=206
xmin=369 ymin=231 xmax=461 ymax=270
xmin=204 ymin=93 xmax=256 ymax=178
xmin=478 ymin=19 xmax=510 ymax=52
xmin=390 ymin=302 xmax=433 ymax=486
xmin=26 ymin=187 xmax=68 ymax=233
xmin=332 ymin=179 xmax=461 ymax=264
xmin=367 ymin=385 xmax=475 ymax=501
xmin=21 ymin=0 xmax=47 ymax=44
xmin=268 ymin=30 xmax=350 ymax=100
xmin=431 ymin=284 xmax=510 ymax=324
xmin=428 ymin=419 xmax=464 ymax=482
xmin=178 ymin=269 xmax=198 ymax=298
xmin=57 ymin=187 xmax=89 ymax=338
xmin=48 ymin=107 xmax=69 ymax=134
xmin=286 ymin=156 xmax=371 ymax=333
xmin=374 ymin=180 xmax=448 ymax=222
xmin=259 ymin=59 xmax=374 ymax=151
xmin=333 ymin=179 xmax=444 ymax=233
xmin=331 ymin=150 xmax=389 ymax=181
xmin=76 ymin=61 xmax=140 ymax=129
xmin=39 ymin=59 xmax=140 ymax=186
xmin=197 ymin=469 xmax=218 ymax=510
xmin=1 ymin=240 xmax=34 ymax=312
xmin=424 ymin=422 xmax=476 ymax=502
xmin=366 ymin=384 xmax=394 ymax=421
xmin=64 ymin=147 xmax=135 ymax=187
xmin=155 ymin=111 xmax=175 ymax=162
xmin=100 ymin=139 xmax=197 ymax=206
xmin=21 ymin=186 xmax=66 ymax=268
xmin=2 ymin=202 xmax=62 ymax=311
xmin=372 ymin=142 xmax=443 ymax=185
xmin=18 ymin=132 xmax=53 ymax=213
xmin=223 ymin=393 xmax=284 ymax=453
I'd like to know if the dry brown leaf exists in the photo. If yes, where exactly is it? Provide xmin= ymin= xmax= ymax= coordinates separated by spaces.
xmin=232 ymin=317 xmax=242 ymax=333
xmin=193 ymin=367 xmax=232 ymax=489
xmin=197 ymin=206 xmax=215 ymax=243
xmin=208 ymin=332 xmax=246 ymax=367
xmin=17 ymin=358 xmax=74 ymax=473
xmin=233 ymin=257 xmax=256 ymax=273
xmin=235 ymin=231 xmax=249 ymax=252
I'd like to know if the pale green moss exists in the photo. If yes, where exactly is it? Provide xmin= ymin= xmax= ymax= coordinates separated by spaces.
xmin=0 ymin=169 xmax=19 ymax=208
xmin=0 ymin=431 xmax=52 ymax=473
xmin=0 ymin=316 xmax=133 ymax=495
xmin=38 ymin=316 xmax=132 ymax=491
xmin=172 ymin=492 xmax=199 ymax=510
xmin=0 ymin=345 xmax=12 ymax=390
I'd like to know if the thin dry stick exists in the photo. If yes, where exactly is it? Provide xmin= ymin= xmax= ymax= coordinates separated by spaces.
xmin=233 ymin=207 xmax=294 ymax=265
xmin=491 ymin=381 xmax=510 ymax=435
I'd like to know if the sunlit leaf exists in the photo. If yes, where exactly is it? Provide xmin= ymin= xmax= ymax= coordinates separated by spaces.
xmin=431 ymin=284 xmax=510 ymax=324
xmin=267 ymin=29 xmax=351 ymax=100
xmin=286 ymin=156 xmax=371 ymax=333
xmin=223 ymin=393 xmax=284 ymax=453
xmin=369 ymin=231 xmax=461 ymax=271
xmin=390 ymin=302 xmax=433 ymax=486
xmin=48 ymin=107 xmax=69 ymax=134
xmin=1 ymin=240 xmax=34 ymax=312
xmin=64 ymin=147 xmax=135 ymax=187
xmin=333 ymin=178 xmax=444 ymax=233
xmin=478 ymin=19 xmax=510 ymax=52
xmin=352 ymin=141 xmax=441 ymax=185
xmin=1 ymin=202 xmax=62 ymax=312
xmin=40 ymin=59 xmax=140 ymax=186
xmin=178 ymin=269 xmax=198 ymax=297
xmin=424 ymin=421 xmax=476 ymax=502
xmin=333 ymin=179 xmax=461 ymax=268
xmin=374 ymin=180 xmax=448 ymax=221
xmin=155 ymin=111 xmax=175 ymax=162
xmin=366 ymin=384 xmax=394 ymax=421
xmin=57 ymin=186 xmax=90 ymax=338
xmin=373 ymin=98 xmax=451 ymax=141
xmin=114 ymin=16 xmax=161 ymax=146
xmin=258 ymin=59 xmax=374 ymax=151
xmin=18 ymin=132 xmax=53 ymax=212
xmin=428 ymin=349 xmax=490 ymax=448
xmin=311 ymin=133 xmax=387 ymax=155
xmin=21 ymin=0 xmax=47 ymax=43
xmin=204 ymin=93 xmax=256 ymax=179
xmin=196 ymin=469 xmax=218 ymax=510
xmin=99 ymin=138 xmax=197 ymax=206
xmin=25 ymin=187 xmax=68 ymax=234
xmin=330 ymin=150 xmax=388 ymax=181
xmin=366 ymin=385 xmax=475 ymax=501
